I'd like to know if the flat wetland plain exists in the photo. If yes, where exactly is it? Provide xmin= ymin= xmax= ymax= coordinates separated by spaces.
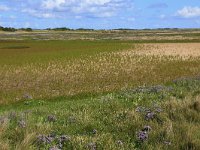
xmin=0 ymin=29 xmax=200 ymax=149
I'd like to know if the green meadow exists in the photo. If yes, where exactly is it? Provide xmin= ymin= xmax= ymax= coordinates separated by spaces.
xmin=0 ymin=32 xmax=200 ymax=149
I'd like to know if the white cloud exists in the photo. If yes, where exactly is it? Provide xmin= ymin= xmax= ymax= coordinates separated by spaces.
xmin=19 ymin=0 xmax=133 ymax=19
xmin=37 ymin=13 xmax=56 ymax=18
xmin=42 ymin=0 xmax=112 ymax=10
xmin=95 ymin=11 xmax=114 ymax=18
xmin=176 ymin=6 xmax=200 ymax=18
xmin=22 ymin=9 xmax=36 ymax=14
xmin=40 ymin=0 xmax=132 ymax=18
xmin=42 ymin=0 xmax=66 ymax=10
xmin=22 ymin=9 xmax=55 ymax=18
xmin=0 ymin=5 xmax=10 ymax=11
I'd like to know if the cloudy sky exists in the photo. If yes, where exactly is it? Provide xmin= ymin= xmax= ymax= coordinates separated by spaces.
xmin=0 ymin=0 xmax=200 ymax=29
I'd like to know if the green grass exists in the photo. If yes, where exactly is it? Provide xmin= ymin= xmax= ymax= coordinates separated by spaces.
xmin=0 ymin=77 xmax=200 ymax=149
xmin=0 ymin=40 xmax=132 ymax=65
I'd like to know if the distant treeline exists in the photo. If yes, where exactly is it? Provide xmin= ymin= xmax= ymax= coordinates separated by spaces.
xmin=0 ymin=26 xmax=94 ymax=32
xmin=0 ymin=26 xmax=32 ymax=32
xmin=19 ymin=28 xmax=33 ymax=32
xmin=0 ymin=26 xmax=17 ymax=32
xmin=46 ymin=27 xmax=94 ymax=31
xmin=46 ymin=27 xmax=71 ymax=31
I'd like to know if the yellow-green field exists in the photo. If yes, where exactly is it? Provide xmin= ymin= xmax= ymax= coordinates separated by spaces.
xmin=1 ymin=40 xmax=200 ymax=104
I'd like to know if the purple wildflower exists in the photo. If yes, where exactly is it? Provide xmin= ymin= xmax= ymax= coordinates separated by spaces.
xmin=36 ymin=134 xmax=54 ymax=145
xmin=145 ymin=112 xmax=156 ymax=120
xmin=137 ymin=131 xmax=148 ymax=142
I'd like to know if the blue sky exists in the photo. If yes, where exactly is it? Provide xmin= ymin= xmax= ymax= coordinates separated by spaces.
xmin=0 ymin=0 xmax=200 ymax=29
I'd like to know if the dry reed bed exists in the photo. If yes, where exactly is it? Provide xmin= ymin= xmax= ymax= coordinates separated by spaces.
xmin=1 ymin=43 xmax=200 ymax=104
xmin=130 ymin=43 xmax=200 ymax=58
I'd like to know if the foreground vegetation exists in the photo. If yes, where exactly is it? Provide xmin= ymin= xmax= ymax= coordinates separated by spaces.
xmin=0 ymin=77 xmax=200 ymax=149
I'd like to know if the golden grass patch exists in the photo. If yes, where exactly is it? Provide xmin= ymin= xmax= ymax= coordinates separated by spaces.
xmin=134 ymin=43 xmax=200 ymax=58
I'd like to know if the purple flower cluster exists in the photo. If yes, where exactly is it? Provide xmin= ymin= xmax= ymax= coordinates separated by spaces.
xmin=145 ymin=112 xmax=156 ymax=120
xmin=135 ymin=104 xmax=171 ymax=145
xmin=137 ymin=125 xmax=152 ymax=142
xmin=36 ymin=134 xmax=70 ymax=149
xmin=36 ymin=134 xmax=55 ymax=144
xmin=137 ymin=131 xmax=148 ymax=142
xmin=136 ymin=105 xmax=162 ymax=121
xmin=136 ymin=106 xmax=161 ymax=114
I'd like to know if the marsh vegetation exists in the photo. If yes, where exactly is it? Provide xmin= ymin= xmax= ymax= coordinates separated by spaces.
xmin=0 ymin=29 xmax=200 ymax=149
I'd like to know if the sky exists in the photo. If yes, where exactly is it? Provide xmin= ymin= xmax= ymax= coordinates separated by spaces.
xmin=0 ymin=0 xmax=200 ymax=29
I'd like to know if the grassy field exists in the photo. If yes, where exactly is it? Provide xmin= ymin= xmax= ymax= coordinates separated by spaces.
xmin=0 ymin=30 xmax=200 ymax=149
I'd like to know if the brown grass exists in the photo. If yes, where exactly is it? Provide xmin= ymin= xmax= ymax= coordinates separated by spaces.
xmin=134 ymin=43 xmax=200 ymax=58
